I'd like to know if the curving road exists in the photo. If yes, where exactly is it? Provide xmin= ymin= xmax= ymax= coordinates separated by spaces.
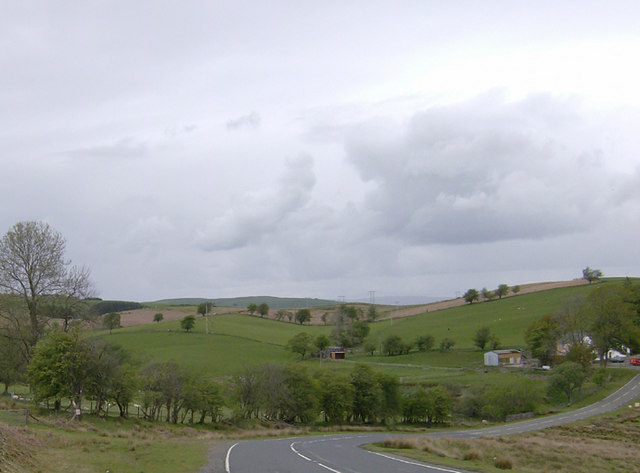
xmin=225 ymin=374 xmax=640 ymax=473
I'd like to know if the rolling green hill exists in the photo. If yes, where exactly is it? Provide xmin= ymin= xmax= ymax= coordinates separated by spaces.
xmin=100 ymin=278 xmax=637 ymax=379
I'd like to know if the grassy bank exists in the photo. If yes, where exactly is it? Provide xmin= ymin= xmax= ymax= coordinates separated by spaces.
xmin=372 ymin=405 xmax=640 ymax=473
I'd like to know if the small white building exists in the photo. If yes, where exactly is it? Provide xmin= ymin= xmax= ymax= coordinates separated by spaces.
xmin=484 ymin=349 xmax=522 ymax=366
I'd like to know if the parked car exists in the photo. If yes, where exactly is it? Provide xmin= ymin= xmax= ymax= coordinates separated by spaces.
xmin=630 ymin=357 xmax=640 ymax=366
xmin=610 ymin=354 xmax=627 ymax=363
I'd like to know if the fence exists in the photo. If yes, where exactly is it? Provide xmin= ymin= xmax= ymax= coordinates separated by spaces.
xmin=0 ymin=409 xmax=30 ymax=426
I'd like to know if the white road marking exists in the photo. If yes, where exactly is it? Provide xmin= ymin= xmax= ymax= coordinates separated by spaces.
xmin=225 ymin=443 xmax=238 ymax=473
xmin=291 ymin=441 xmax=345 ymax=473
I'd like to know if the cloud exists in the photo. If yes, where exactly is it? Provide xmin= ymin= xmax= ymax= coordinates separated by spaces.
xmin=226 ymin=112 xmax=261 ymax=131
xmin=195 ymin=154 xmax=316 ymax=250
xmin=163 ymin=124 xmax=197 ymax=138
xmin=342 ymin=92 xmax=637 ymax=245
xmin=64 ymin=137 xmax=147 ymax=160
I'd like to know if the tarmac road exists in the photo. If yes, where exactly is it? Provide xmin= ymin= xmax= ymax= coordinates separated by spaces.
xmin=225 ymin=374 xmax=640 ymax=473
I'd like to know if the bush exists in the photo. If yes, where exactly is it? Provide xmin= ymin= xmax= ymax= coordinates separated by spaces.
xmin=462 ymin=450 xmax=482 ymax=461
xmin=494 ymin=457 xmax=513 ymax=469
xmin=439 ymin=338 xmax=455 ymax=352
xmin=415 ymin=334 xmax=434 ymax=352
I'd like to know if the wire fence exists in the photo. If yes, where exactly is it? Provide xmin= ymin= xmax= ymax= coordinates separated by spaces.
xmin=0 ymin=409 xmax=30 ymax=426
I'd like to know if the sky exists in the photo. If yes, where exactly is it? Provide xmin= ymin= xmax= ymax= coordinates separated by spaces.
xmin=2 ymin=1 xmax=639 ymax=302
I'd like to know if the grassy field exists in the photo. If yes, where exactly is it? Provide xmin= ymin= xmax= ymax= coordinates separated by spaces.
xmin=103 ymin=314 xmax=332 ymax=376
xmin=98 ymin=280 xmax=628 ymax=380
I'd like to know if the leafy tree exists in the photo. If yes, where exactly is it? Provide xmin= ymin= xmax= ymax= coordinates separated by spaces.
xmin=564 ymin=343 xmax=595 ymax=370
xmin=0 ymin=295 xmax=32 ymax=366
xmin=586 ymin=284 xmax=637 ymax=366
xmin=439 ymin=337 xmax=455 ymax=352
xmin=473 ymin=326 xmax=492 ymax=351
xmin=377 ymin=372 xmax=401 ymax=423
xmin=108 ymin=362 xmax=138 ymax=418
xmin=180 ymin=314 xmax=196 ymax=332
xmin=487 ymin=333 xmax=501 ymax=350
xmin=511 ymin=285 xmax=521 ymax=295
xmin=548 ymin=361 xmax=587 ymax=405
xmin=472 ymin=328 xmax=500 ymax=351
xmin=102 ymin=312 xmax=121 ymax=334
xmin=429 ymin=387 xmax=454 ymax=423
xmin=275 ymin=309 xmax=289 ymax=321
xmin=331 ymin=305 xmax=369 ymax=348
xmin=383 ymin=334 xmax=404 ymax=356
xmin=197 ymin=302 xmax=214 ymax=316
xmin=525 ymin=314 xmax=559 ymax=365
xmin=481 ymin=287 xmax=495 ymax=301
xmin=364 ymin=340 xmax=377 ymax=355
xmin=554 ymin=294 xmax=589 ymax=345
xmin=187 ymin=378 xmax=224 ymax=424
xmin=317 ymin=371 xmax=354 ymax=423
xmin=406 ymin=386 xmax=453 ymax=424
xmin=415 ymin=334 xmax=435 ymax=352
xmin=463 ymin=288 xmax=479 ymax=304
xmin=139 ymin=360 xmax=194 ymax=423
xmin=0 ymin=221 xmax=93 ymax=351
xmin=314 ymin=334 xmax=330 ymax=354
xmin=153 ymin=312 xmax=164 ymax=323
xmin=495 ymin=284 xmax=510 ymax=299
xmin=257 ymin=303 xmax=269 ymax=318
xmin=27 ymin=329 xmax=93 ymax=417
xmin=350 ymin=363 xmax=383 ymax=423
xmin=343 ymin=320 xmax=370 ymax=348
xmin=295 ymin=308 xmax=311 ymax=325
xmin=0 ymin=335 xmax=26 ymax=395
xmin=281 ymin=365 xmax=318 ymax=423
xmin=582 ymin=266 xmax=603 ymax=284
xmin=83 ymin=339 xmax=133 ymax=416
xmin=247 ymin=303 xmax=257 ymax=315
xmin=287 ymin=332 xmax=313 ymax=359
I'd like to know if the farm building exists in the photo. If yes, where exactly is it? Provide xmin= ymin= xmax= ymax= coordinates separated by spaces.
xmin=484 ymin=349 xmax=522 ymax=366
xmin=328 ymin=346 xmax=346 ymax=360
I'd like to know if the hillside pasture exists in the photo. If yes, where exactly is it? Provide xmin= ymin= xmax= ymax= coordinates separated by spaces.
xmin=367 ymin=282 xmax=602 ymax=350
xmin=96 ymin=279 xmax=634 ymax=380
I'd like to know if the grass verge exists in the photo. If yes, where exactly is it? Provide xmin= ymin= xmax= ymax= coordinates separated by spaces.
xmin=370 ymin=405 xmax=640 ymax=473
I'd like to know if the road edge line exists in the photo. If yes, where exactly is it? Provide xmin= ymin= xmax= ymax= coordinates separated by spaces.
xmin=225 ymin=442 xmax=238 ymax=473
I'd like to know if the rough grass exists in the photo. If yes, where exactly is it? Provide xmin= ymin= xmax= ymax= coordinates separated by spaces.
xmin=0 ymin=423 xmax=43 ymax=473
xmin=376 ymin=407 xmax=640 ymax=473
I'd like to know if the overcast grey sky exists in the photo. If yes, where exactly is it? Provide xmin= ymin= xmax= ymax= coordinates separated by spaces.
xmin=2 ymin=1 xmax=639 ymax=302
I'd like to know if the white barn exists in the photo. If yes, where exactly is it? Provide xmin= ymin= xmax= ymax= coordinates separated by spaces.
xmin=484 ymin=349 xmax=522 ymax=366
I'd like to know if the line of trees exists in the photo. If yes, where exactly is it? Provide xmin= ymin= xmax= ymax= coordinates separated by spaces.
xmin=22 ymin=324 xmax=606 ymax=425
xmin=24 ymin=328 xmax=449 ymax=425
xmin=463 ymin=284 xmax=520 ymax=304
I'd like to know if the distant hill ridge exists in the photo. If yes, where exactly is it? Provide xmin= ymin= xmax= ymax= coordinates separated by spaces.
xmin=149 ymin=295 xmax=339 ymax=309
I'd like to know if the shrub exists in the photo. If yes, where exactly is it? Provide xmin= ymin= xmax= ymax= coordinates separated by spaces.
xmin=462 ymin=450 xmax=482 ymax=461
xmin=494 ymin=456 xmax=513 ymax=469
